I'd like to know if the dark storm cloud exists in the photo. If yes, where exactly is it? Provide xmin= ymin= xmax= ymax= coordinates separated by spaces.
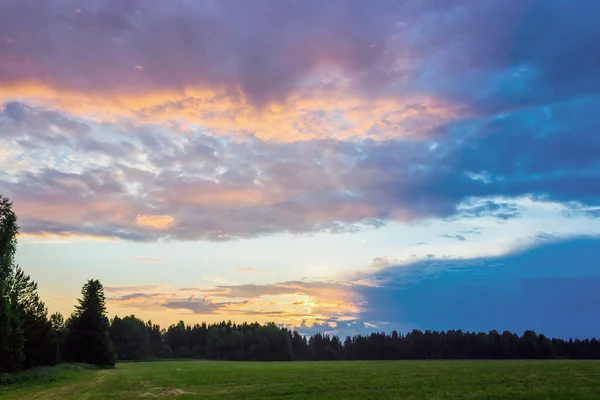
xmin=354 ymin=237 xmax=600 ymax=338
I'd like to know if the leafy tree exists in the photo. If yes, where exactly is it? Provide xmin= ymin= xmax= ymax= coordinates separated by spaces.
xmin=65 ymin=279 xmax=116 ymax=367
xmin=177 ymin=345 xmax=192 ymax=358
xmin=50 ymin=312 xmax=67 ymax=364
xmin=160 ymin=344 xmax=173 ymax=358
xmin=146 ymin=320 xmax=164 ymax=358
xmin=192 ymin=344 xmax=204 ymax=358
xmin=165 ymin=320 xmax=190 ymax=356
xmin=106 ymin=314 xmax=600 ymax=362
xmin=110 ymin=315 xmax=150 ymax=360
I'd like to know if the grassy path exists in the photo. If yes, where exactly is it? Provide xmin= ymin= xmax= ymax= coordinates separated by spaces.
xmin=2 ymin=360 xmax=600 ymax=399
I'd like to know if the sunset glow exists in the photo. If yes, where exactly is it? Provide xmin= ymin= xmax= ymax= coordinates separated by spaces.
xmin=3 ymin=0 xmax=600 ymax=338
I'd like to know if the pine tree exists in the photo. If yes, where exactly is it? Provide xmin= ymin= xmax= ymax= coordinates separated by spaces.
xmin=65 ymin=279 xmax=116 ymax=367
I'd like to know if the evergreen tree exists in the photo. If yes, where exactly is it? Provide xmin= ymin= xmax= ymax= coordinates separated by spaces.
xmin=65 ymin=279 xmax=116 ymax=367
xmin=12 ymin=266 xmax=52 ymax=368
xmin=0 ymin=195 xmax=24 ymax=372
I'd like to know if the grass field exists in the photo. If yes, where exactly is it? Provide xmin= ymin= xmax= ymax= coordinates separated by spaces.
xmin=2 ymin=360 xmax=600 ymax=399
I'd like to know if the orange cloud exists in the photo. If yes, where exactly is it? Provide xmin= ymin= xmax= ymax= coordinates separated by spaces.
xmin=18 ymin=232 xmax=116 ymax=242
xmin=135 ymin=214 xmax=174 ymax=229
xmin=0 ymin=81 xmax=462 ymax=142
xmin=103 ymin=279 xmax=366 ymax=327
xmin=153 ymin=185 xmax=276 ymax=206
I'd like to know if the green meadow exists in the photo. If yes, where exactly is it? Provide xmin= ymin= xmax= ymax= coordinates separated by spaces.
xmin=2 ymin=360 xmax=600 ymax=399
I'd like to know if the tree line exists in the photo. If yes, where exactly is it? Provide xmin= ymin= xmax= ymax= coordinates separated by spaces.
xmin=1 ymin=193 xmax=600 ymax=373
xmin=109 ymin=318 xmax=600 ymax=361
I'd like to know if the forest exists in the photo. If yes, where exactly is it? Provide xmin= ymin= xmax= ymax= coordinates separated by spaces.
xmin=2 ymin=193 xmax=600 ymax=374
xmin=112 ymin=317 xmax=600 ymax=362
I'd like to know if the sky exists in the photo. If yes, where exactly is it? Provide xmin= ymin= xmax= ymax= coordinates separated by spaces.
xmin=1 ymin=0 xmax=599 ymax=339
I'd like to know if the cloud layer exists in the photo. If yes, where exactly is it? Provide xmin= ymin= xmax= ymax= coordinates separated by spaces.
xmin=2 ymin=97 xmax=599 ymax=241
xmin=1 ymin=0 xmax=599 ymax=242
xmin=355 ymin=237 xmax=600 ymax=338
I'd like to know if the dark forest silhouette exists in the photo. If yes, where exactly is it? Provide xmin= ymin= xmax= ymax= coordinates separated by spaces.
xmin=1 ymin=193 xmax=599 ymax=374
xmin=110 ymin=317 xmax=600 ymax=362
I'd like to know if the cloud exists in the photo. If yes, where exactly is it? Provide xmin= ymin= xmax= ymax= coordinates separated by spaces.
xmin=0 ymin=0 xmax=400 ymax=104
xmin=3 ymin=98 xmax=600 ymax=241
xmin=17 ymin=232 xmax=117 ymax=243
xmin=349 ymin=279 xmax=387 ymax=288
xmin=202 ymin=280 xmax=354 ymax=300
xmin=0 ymin=86 xmax=458 ymax=142
xmin=405 ymin=242 xmax=427 ymax=247
xmin=1 ymin=1 xmax=599 ymax=241
xmin=135 ymin=215 xmax=174 ymax=229
xmin=441 ymin=234 xmax=466 ymax=241
xmin=4 ymin=0 xmax=598 ymax=144
xmin=105 ymin=278 xmax=367 ymax=325
xmin=562 ymin=202 xmax=600 ymax=219
xmin=533 ymin=232 xmax=557 ymax=241
xmin=114 ymin=292 xmax=161 ymax=301
xmin=1 ymin=1 xmax=597 ymax=118
xmin=0 ymin=0 xmax=461 ymax=141
xmin=454 ymin=199 xmax=522 ymax=221
xmin=161 ymin=299 xmax=250 ymax=315
xmin=354 ymin=237 xmax=600 ymax=338
xmin=128 ymin=257 xmax=163 ymax=262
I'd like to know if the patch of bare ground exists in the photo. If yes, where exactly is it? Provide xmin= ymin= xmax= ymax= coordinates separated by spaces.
xmin=29 ymin=369 xmax=114 ymax=400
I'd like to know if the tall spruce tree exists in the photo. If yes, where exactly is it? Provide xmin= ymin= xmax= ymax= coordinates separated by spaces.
xmin=0 ymin=194 xmax=24 ymax=372
xmin=65 ymin=279 xmax=116 ymax=367
xmin=12 ymin=266 xmax=52 ymax=368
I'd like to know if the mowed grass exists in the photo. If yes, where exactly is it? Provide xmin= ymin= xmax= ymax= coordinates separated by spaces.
xmin=2 ymin=360 xmax=600 ymax=399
